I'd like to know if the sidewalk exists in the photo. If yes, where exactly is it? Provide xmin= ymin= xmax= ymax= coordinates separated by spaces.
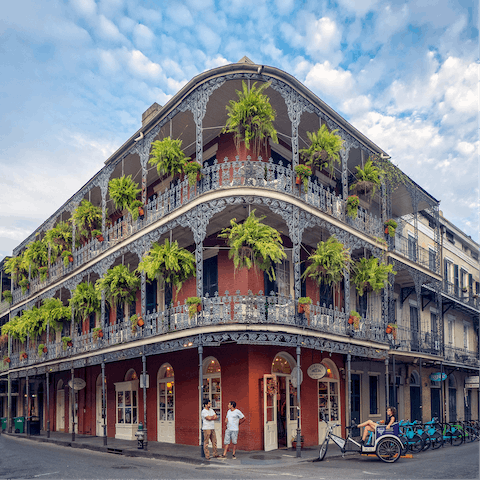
xmin=1 ymin=430 xmax=321 ymax=467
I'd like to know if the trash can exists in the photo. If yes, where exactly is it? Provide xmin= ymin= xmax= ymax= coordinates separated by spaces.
xmin=27 ymin=416 xmax=41 ymax=435
xmin=14 ymin=416 xmax=25 ymax=433
xmin=1 ymin=417 xmax=6 ymax=432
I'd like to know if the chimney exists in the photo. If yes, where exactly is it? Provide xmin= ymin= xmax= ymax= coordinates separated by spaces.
xmin=142 ymin=103 xmax=162 ymax=127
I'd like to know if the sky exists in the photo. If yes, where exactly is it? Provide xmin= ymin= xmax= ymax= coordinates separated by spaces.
xmin=0 ymin=0 xmax=478 ymax=261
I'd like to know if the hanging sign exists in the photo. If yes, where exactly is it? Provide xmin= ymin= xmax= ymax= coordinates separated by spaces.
xmin=68 ymin=378 xmax=86 ymax=390
xmin=429 ymin=372 xmax=447 ymax=382
xmin=307 ymin=363 xmax=327 ymax=380
xmin=465 ymin=376 xmax=479 ymax=389
xmin=290 ymin=367 xmax=303 ymax=388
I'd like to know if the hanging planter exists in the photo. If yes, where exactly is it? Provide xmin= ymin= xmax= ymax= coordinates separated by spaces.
xmin=294 ymin=165 xmax=312 ymax=193
xmin=187 ymin=297 xmax=202 ymax=319
xmin=20 ymin=351 xmax=28 ymax=360
xmin=348 ymin=311 xmax=361 ymax=330
xmin=346 ymin=195 xmax=360 ymax=219
xmin=3 ymin=356 xmax=11 ymax=364
xmin=62 ymin=336 xmax=73 ymax=350
xmin=350 ymin=159 xmax=382 ymax=198
xmin=38 ymin=344 xmax=48 ymax=355
xmin=386 ymin=323 xmax=397 ymax=339
xmin=92 ymin=327 xmax=103 ymax=340
xmin=384 ymin=219 xmax=397 ymax=238
xmin=92 ymin=230 xmax=104 ymax=242
xmin=183 ymin=161 xmax=203 ymax=187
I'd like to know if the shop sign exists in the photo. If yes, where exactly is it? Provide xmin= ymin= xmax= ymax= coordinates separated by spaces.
xmin=429 ymin=372 xmax=447 ymax=382
xmin=68 ymin=378 xmax=86 ymax=390
xmin=307 ymin=363 xmax=327 ymax=380
xmin=465 ymin=376 xmax=479 ymax=389
xmin=291 ymin=367 xmax=303 ymax=387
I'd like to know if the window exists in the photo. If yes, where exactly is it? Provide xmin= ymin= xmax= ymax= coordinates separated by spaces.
xmin=264 ymin=258 xmax=291 ymax=297
xmin=444 ymin=260 xmax=450 ymax=282
xmin=463 ymin=323 xmax=470 ymax=350
xmin=447 ymin=318 xmax=454 ymax=345
xmin=369 ymin=376 xmax=379 ymax=415
xmin=145 ymin=279 xmax=157 ymax=313
xmin=446 ymin=230 xmax=454 ymax=243
xmin=454 ymin=265 xmax=459 ymax=295
xmin=429 ymin=248 xmax=436 ymax=272
xmin=115 ymin=373 xmax=138 ymax=426
xmin=358 ymin=293 xmax=367 ymax=318
xmin=203 ymin=256 xmax=218 ymax=298
xmin=408 ymin=234 xmax=417 ymax=261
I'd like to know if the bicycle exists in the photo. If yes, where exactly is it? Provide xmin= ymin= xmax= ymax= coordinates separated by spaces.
xmin=441 ymin=422 xmax=464 ymax=446
xmin=318 ymin=420 xmax=402 ymax=463
xmin=399 ymin=420 xmax=424 ymax=453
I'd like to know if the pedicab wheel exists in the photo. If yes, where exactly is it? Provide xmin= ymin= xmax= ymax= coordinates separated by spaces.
xmin=431 ymin=432 xmax=444 ymax=450
xmin=408 ymin=434 xmax=424 ymax=453
xmin=397 ymin=434 xmax=408 ymax=456
xmin=318 ymin=440 xmax=328 ymax=461
xmin=376 ymin=438 xmax=402 ymax=463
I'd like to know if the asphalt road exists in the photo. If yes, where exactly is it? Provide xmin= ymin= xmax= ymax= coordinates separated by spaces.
xmin=1 ymin=434 xmax=478 ymax=479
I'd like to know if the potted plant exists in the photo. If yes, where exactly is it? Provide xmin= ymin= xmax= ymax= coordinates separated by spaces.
xmin=61 ymin=250 xmax=74 ymax=267
xmin=92 ymin=229 xmax=104 ymax=242
xmin=137 ymin=239 xmax=196 ymax=301
xmin=186 ymin=297 xmax=202 ymax=318
xmin=149 ymin=136 xmax=190 ymax=178
xmin=384 ymin=219 xmax=397 ymax=238
xmin=351 ymin=257 xmax=396 ymax=296
xmin=350 ymin=159 xmax=382 ymax=198
xmin=291 ymin=435 xmax=305 ymax=449
xmin=38 ymin=343 xmax=47 ymax=355
xmin=462 ymin=287 xmax=468 ymax=293
xmin=20 ymin=351 xmax=28 ymax=360
xmin=96 ymin=265 xmax=140 ymax=311
xmin=183 ymin=161 xmax=203 ymax=187
xmin=72 ymin=199 xmax=103 ymax=243
xmin=346 ymin=195 xmax=360 ymax=219
xmin=223 ymin=80 xmax=278 ymax=159
xmin=0 ymin=334 xmax=7 ymax=347
xmin=3 ymin=356 xmax=11 ymax=364
xmin=298 ymin=296 xmax=312 ymax=324
xmin=92 ymin=327 xmax=103 ymax=339
xmin=218 ymin=210 xmax=286 ymax=282
xmin=294 ymin=165 xmax=312 ymax=193
xmin=386 ymin=323 xmax=397 ymax=339
xmin=2 ymin=290 xmax=13 ymax=304
xmin=129 ymin=313 xmax=144 ymax=332
xmin=108 ymin=175 xmax=143 ymax=221
xmin=300 ymin=124 xmax=344 ymax=176
xmin=62 ymin=336 xmax=73 ymax=350
xmin=348 ymin=310 xmax=361 ymax=330
xmin=18 ymin=277 xmax=30 ymax=294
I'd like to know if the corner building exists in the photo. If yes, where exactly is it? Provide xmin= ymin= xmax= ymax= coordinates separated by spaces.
xmin=0 ymin=57 xmax=478 ymax=450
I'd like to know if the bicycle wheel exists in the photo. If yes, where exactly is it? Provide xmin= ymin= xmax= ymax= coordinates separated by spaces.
xmin=464 ymin=426 xmax=477 ymax=443
xmin=397 ymin=434 xmax=409 ymax=456
xmin=408 ymin=434 xmax=424 ymax=453
xmin=376 ymin=437 xmax=402 ymax=463
xmin=451 ymin=433 xmax=463 ymax=446
xmin=421 ymin=432 xmax=431 ymax=451
xmin=431 ymin=432 xmax=444 ymax=450
xmin=318 ymin=439 xmax=328 ymax=461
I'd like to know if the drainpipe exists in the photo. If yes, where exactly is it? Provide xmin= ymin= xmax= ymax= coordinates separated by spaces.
xmin=347 ymin=353 xmax=351 ymax=428
xmin=142 ymin=350 xmax=148 ymax=451
xmin=101 ymin=360 xmax=107 ymax=445
xmin=296 ymin=345 xmax=301 ymax=458
xmin=46 ymin=371 xmax=50 ymax=438
xmin=71 ymin=366 xmax=75 ymax=442
xmin=199 ymin=344 xmax=204 ymax=457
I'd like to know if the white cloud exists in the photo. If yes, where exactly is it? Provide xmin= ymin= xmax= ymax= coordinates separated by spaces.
xmin=133 ymin=23 xmax=155 ymax=49
xmin=96 ymin=14 xmax=128 ymax=43
xmin=166 ymin=4 xmax=194 ymax=27
xmin=70 ymin=0 xmax=97 ymax=18
xmin=197 ymin=24 xmax=221 ymax=52
xmin=305 ymin=61 xmax=355 ymax=101
xmin=335 ymin=0 xmax=380 ymax=16
xmin=204 ymin=55 xmax=230 ymax=70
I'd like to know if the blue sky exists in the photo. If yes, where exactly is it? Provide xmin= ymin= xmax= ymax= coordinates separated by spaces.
xmin=0 ymin=0 xmax=478 ymax=260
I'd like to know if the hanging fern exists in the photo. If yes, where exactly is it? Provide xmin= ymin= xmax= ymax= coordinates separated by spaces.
xmin=72 ymin=200 xmax=103 ymax=242
xmin=45 ymin=221 xmax=73 ymax=262
xmin=350 ymin=159 xmax=382 ymax=197
xmin=24 ymin=240 xmax=48 ymax=278
xmin=96 ymin=265 xmax=140 ymax=308
xmin=4 ymin=255 xmax=27 ymax=285
xmin=302 ymin=236 xmax=351 ymax=286
xmin=218 ymin=210 xmax=286 ymax=281
xmin=300 ymin=124 xmax=344 ymax=175
xmin=149 ymin=137 xmax=190 ymax=178
xmin=223 ymin=81 xmax=278 ymax=158
xmin=351 ymin=257 xmax=396 ymax=296
xmin=137 ymin=239 xmax=196 ymax=298
xmin=108 ymin=175 xmax=143 ymax=220
xmin=70 ymin=282 xmax=101 ymax=323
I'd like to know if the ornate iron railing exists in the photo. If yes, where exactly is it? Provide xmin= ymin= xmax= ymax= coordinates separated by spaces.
xmin=394 ymin=325 xmax=442 ymax=356
xmin=443 ymin=281 xmax=479 ymax=309
xmin=444 ymin=345 xmax=478 ymax=367
xmin=392 ymin=233 xmax=439 ymax=274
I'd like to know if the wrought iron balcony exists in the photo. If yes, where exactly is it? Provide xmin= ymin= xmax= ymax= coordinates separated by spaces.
xmin=443 ymin=280 xmax=479 ymax=309
xmin=391 ymin=233 xmax=439 ymax=274
xmin=393 ymin=325 xmax=442 ymax=356
xmin=444 ymin=345 xmax=478 ymax=367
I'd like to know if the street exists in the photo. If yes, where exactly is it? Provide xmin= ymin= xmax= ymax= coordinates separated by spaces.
xmin=0 ymin=434 xmax=478 ymax=479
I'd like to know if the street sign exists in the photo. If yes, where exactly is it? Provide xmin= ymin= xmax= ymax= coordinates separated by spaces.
xmin=429 ymin=372 xmax=447 ymax=382
xmin=291 ymin=367 xmax=303 ymax=387
xmin=68 ymin=378 xmax=86 ymax=390
xmin=307 ymin=363 xmax=327 ymax=380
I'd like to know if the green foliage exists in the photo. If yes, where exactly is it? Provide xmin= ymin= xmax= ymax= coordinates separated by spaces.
xmin=351 ymin=257 xmax=396 ymax=296
xmin=96 ymin=265 xmax=140 ymax=308
xmin=24 ymin=240 xmax=48 ymax=277
xmin=298 ymin=297 xmax=312 ymax=305
xmin=223 ymin=81 xmax=278 ymax=157
xmin=302 ymin=236 xmax=351 ymax=286
xmin=38 ymin=343 xmax=46 ymax=355
xmin=300 ymin=124 xmax=344 ymax=175
xmin=4 ymin=255 xmax=27 ymax=285
xmin=295 ymin=164 xmax=312 ymax=192
xmin=39 ymin=298 xmax=70 ymax=334
xmin=70 ymin=282 xmax=101 ymax=323
xmin=187 ymin=296 xmax=202 ymax=318
xmin=45 ymin=221 xmax=73 ymax=261
xmin=149 ymin=137 xmax=190 ymax=178
xmin=369 ymin=154 xmax=412 ymax=191
xmin=137 ymin=239 xmax=196 ymax=298
xmin=108 ymin=175 xmax=142 ymax=220
xmin=2 ymin=290 xmax=12 ymax=304
xmin=18 ymin=277 xmax=30 ymax=294
xmin=92 ymin=327 xmax=103 ymax=339
xmin=350 ymin=159 xmax=382 ymax=197
xmin=183 ymin=161 xmax=203 ymax=186
xmin=384 ymin=219 xmax=398 ymax=238
xmin=218 ymin=210 xmax=286 ymax=281
xmin=62 ymin=250 xmax=73 ymax=267
xmin=61 ymin=336 xmax=72 ymax=350
xmin=72 ymin=200 xmax=103 ymax=242
xmin=346 ymin=195 xmax=360 ymax=219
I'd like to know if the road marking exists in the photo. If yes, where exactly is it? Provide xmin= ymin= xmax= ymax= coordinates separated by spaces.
xmin=362 ymin=472 xmax=377 ymax=475
xmin=34 ymin=473 xmax=60 ymax=477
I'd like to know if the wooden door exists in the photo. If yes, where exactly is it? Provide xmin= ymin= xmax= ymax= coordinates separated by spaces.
xmin=264 ymin=374 xmax=278 ymax=451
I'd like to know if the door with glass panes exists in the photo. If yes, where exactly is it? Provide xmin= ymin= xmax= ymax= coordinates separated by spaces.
xmin=318 ymin=362 xmax=341 ymax=443
xmin=203 ymin=357 xmax=221 ymax=442
xmin=157 ymin=364 xmax=175 ymax=443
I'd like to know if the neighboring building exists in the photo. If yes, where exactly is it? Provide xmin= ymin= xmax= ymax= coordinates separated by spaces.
xmin=0 ymin=58 xmax=478 ymax=450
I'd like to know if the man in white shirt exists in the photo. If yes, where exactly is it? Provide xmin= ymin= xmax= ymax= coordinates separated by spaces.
xmin=201 ymin=399 xmax=218 ymax=460
xmin=220 ymin=401 xmax=245 ymax=459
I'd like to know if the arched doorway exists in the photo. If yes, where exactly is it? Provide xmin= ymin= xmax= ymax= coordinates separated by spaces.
xmin=114 ymin=368 xmax=139 ymax=440
xmin=56 ymin=380 xmax=65 ymax=432
xmin=264 ymin=352 xmax=297 ymax=451
xmin=318 ymin=359 xmax=341 ymax=443
xmin=157 ymin=363 xmax=175 ymax=443
xmin=95 ymin=374 xmax=107 ymax=437
xmin=410 ymin=371 xmax=421 ymax=421
xmin=203 ymin=357 xmax=222 ymax=442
